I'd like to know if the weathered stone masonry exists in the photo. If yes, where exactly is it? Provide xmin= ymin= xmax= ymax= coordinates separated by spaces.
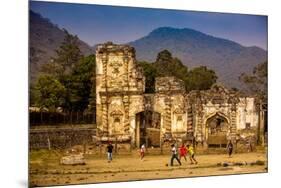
xmin=95 ymin=42 xmax=264 ymax=150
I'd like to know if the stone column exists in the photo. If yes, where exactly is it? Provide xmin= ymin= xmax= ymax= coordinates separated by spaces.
xmin=123 ymin=55 xmax=129 ymax=91
xmin=135 ymin=114 xmax=140 ymax=148
xmin=123 ymin=95 xmax=130 ymax=134
xmin=101 ymin=57 xmax=107 ymax=89
xmin=95 ymin=52 xmax=107 ymax=137
xmin=230 ymin=104 xmax=237 ymax=142
xmin=196 ymin=111 xmax=205 ymax=147
xmin=194 ymin=97 xmax=204 ymax=144
xmin=164 ymin=96 xmax=172 ymax=134
xmin=101 ymin=96 xmax=109 ymax=136
xmin=187 ymin=105 xmax=194 ymax=137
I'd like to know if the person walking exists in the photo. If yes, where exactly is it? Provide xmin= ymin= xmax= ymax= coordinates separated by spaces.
xmin=187 ymin=144 xmax=198 ymax=164
xmin=179 ymin=143 xmax=187 ymax=162
xmin=106 ymin=142 xmax=114 ymax=162
xmin=140 ymin=144 xmax=146 ymax=160
xmin=247 ymin=139 xmax=253 ymax=152
xmin=170 ymin=144 xmax=182 ymax=166
xmin=227 ymin=140 xmax=233 ymax=157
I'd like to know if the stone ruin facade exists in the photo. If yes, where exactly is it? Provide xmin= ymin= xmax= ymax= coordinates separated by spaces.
xmin=95 ymin=42 xmax=266 ymax=151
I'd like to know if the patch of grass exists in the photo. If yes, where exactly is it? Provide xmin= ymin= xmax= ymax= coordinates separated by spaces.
xmin=29 ymin=149 xmax=62 ymax=161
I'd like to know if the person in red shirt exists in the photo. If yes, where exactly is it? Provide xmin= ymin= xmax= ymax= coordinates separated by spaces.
xmin=140 ymin=144 xmax=146 ymax=160
xmin=179 ymin=143 xmax=187 ymax=162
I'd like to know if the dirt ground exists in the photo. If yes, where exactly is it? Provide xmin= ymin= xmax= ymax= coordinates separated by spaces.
xmin=29 ymin=150 xmax=267 ymax=187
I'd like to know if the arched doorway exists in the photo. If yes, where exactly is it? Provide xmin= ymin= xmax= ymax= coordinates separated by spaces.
xmin=135 ymin=111 xmax=161 ymax=148
xmin=205 ymin=113 xmax=230 ymax=148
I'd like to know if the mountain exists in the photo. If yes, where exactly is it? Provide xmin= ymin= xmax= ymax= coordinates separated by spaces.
xmin=29 ymin=11 xmax=94 ymax=83
xmin=128 ymin=27 xmax=267 ymax=88
xmin=29 ymin=13 xmax=267 ymax=89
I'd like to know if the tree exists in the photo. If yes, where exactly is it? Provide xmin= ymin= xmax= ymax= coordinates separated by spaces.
xmin=170 ymin=57 xmax=189 ymax=83
xmin=137 ymin=61 xmax=157 ymax=93
xmin=33 ymin=74 xmax=66 ymax=112
xmin=138 ymin=50 xmax=217 ymax=92
xmin=55 ymin=29 xmax=83 ymax=75
xmin=39 ymin=30 xmax=94 ymax=113
xmin=185 ymin=66 xmax=217 ymax=91
xmin=155 ymin=50 xmax=188 ymax=78
xmin=155 ymin=50 xmax=190 ymax=86
xmin=154 ymin=50 xmax=216 ymax=91
xmin=32 ymin=29 xmax=97 ymax=124
xmin=41 ymin=29 xmax=83 ymax=79
xmin=154 ymin=50 xmax=173 ymax=76
xmin=239 ymin=61 xmax=268 ymax=102
xmin=64 ymin=55 xmax=96 ymax=112
xmin=29 ymin=84 xmax=37 ymax=106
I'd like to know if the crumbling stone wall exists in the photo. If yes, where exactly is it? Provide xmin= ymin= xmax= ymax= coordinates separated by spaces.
xmin=30 ymin=43 xmax=262 ymax=152
xmin=188 ymin=84 xmax=259 ymax=149
xmin=154 ymin=77 xmax=187 ymax=139
xmin=95 ymin=42 xmax=261 ymax=151
xmin=95 ymin=42 xmax=145 ymax=148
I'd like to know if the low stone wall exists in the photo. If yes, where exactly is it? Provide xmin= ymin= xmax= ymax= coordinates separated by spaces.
xmin=29 ymin=126 xmax=96 ymax=149
xmin=29 ymin=125 xmax=262 ymax=154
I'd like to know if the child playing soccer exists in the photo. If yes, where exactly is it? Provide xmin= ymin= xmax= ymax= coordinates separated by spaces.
xmin=179 ymin=143 xmax=187 ymax=162
xmin=187 ymin=144 xmax=198 ymax=164
xmin=140 ymin=144 xmax=146 ymax=160
xmin=170 ymin=144 xmax=182 ymax=166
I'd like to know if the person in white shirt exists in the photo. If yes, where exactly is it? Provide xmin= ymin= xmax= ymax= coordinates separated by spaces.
xmin=170 ymin=144 xmax=181 ymax=166
xmin=140 ymin=144 xmax=146 ymax=160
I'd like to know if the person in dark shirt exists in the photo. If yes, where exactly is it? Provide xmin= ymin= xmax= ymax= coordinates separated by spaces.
xmin=227 ymin=140 xmax=233 ymax=157
xmin=107 ymin=142 xmax=114 ymax=162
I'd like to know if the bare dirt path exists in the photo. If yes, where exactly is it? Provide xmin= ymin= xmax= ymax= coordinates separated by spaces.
xmin=29 ymin=151 xmax=267 ymax=187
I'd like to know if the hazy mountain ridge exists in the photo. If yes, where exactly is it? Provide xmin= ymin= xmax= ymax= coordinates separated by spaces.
xmin=29 ymin=12 xmax=267 ymax=89
xmin=29 ymin=11 xmax=94 ymax=83
xmin=129 ymin=27 xmax=267 ymax=88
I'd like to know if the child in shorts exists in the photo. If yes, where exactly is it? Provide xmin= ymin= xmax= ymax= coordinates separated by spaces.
xmin=187 ymin=144 xmax=198 ymax=164
xmin=179 ymin=143 xmax=187 ymax=162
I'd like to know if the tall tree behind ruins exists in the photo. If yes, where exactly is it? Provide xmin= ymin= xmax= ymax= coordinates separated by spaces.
xmin=239 ymin=61 xmax=268 ymax=103
xmin=31 ymin=30 xmax=96 ymax=114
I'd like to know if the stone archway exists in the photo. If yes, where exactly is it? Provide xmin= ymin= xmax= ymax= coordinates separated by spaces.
xmin=135 ymin=111 xmax=161 ymax=148
xmin=205 ymin=113 xmax=230 ymax=148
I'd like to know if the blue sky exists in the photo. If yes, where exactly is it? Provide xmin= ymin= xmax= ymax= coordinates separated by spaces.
xmin=30 ymin=1 xmax=268 ymax=50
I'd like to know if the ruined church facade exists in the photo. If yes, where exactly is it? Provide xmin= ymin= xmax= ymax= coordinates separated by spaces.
xmin=96 ymin=42 xmax=265 ymax=150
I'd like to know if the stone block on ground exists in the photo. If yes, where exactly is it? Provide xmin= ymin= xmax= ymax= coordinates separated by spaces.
xmin=60 ymin=154 xmax=85 ymax=165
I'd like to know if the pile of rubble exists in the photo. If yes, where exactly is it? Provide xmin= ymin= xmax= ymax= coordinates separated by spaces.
xmin=217 ymin=160 xmax=265 ymax=167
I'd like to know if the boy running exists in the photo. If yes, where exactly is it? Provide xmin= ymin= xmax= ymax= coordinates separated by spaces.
xmin=187 ymin=144 xmax=198 ymax=164
xmin=179 ymin=143 xmax=187 ymax=162
xmin=170 ymin=144 xmax=182 ymax=166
